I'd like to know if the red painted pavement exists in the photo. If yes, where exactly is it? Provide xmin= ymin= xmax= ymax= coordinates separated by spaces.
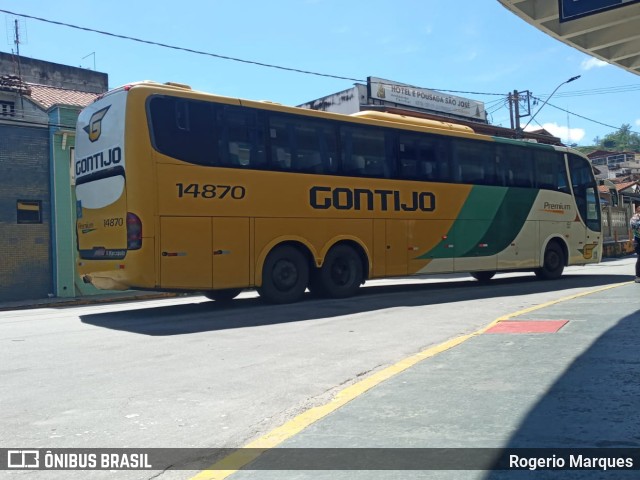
xmin=485 ymin=320 xmax=569 ymax=334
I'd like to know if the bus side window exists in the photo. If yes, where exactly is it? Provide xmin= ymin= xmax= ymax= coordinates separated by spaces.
xmin=433 ymin=141 xmax=451 ymax=182
xmin=269 ymin=117 xmax=292 ymax=170
xmin=417 ymin=143 xmax=436 ymax=180
xmin=453 ymin=139 xmax=495 ymax=185
xmin=218 ymin=106 xmax=266 ymax=169
xmin=341 ymin=126 xmax=388 ymax=178
xmin=398 ymin=134 xmax=448 ymax=182
xmin=319 ymin=125 xmax=339 ymax=174
xmin=500 ymin=145 xmax=533 ymax=188
xmin=267 ymin=115 xmax=338 ymax=174
xmin=534 ymin=151 xmax=570 ymax=192
xmin=293 ymin=121 xmax=337 ymax=174
xmin=398 ymin=138 xmax=418 ymax=179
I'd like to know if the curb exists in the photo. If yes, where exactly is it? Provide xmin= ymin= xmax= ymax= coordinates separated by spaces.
xmin=0 ymin=292 xmax=184 ymax=312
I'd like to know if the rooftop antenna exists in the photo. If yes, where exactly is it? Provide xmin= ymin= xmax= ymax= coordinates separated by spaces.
xmin=82 ymin=52 xmax=96 ymax=70
xmin=12 ymin=18 xmax=25 ymax=113
xmin=13 ymin=19 xmax=23 ymax=77
xmin=14 ymin=19 xmax=20 ymax=56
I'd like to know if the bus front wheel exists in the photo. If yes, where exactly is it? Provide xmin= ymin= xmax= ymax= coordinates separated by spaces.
xmin=258 ymin=245 xmax=309 ymax=304
xmin=317 ymin=245 xmax=363 ymax=299
xmin=535 ymin=242 xmax=565 ymax=280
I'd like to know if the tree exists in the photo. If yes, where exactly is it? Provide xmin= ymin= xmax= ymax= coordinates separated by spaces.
xmin=598 ymin=124 xmax=640 ymax=151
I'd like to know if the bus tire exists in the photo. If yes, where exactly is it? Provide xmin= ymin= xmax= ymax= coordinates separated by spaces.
xmin=258 ymin=245 xmax=309 ymax=304
xmin=470 ymin=271 xmax=495 ymax=283
xmin=318 ymin=245 xmax=363 ymax=299
xmin=205 ymin=288 xmax=242 ymax=303
xmin=535 ymin=242 xmax=565 ymax=280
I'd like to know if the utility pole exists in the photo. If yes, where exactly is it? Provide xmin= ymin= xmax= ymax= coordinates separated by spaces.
xmin=509 ymin=91 xmax=516 ymax=130
xmin=513 ymin=90 xmax=520 ymax=134
xmin=508 ymin=90 xmax=531 ymax=137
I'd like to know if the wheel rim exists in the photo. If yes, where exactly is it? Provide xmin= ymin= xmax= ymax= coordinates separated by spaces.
xmin=331 ymin=257 xmax=354 ymax=287
xmin=546 ymin=250 xmax=561 ymax=271
xmin=272 ymin=259 xmax=299 ymax=292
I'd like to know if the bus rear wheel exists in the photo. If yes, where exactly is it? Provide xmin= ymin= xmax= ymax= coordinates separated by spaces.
xmin=258 ymin=245 xmax=309 ymax=304
xmin=316 ymin=245 xmax=363 ymax=299
xmin=535 ymin=242 xmax=565 ymax=280
xmin=205 ymin=288 xmax=242 ymax=303
xmin=470 ymin=271 xmax=495 ymax=283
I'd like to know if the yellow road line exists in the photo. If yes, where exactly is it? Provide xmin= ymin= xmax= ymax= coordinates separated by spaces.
xmin=190 ymin=281 xmax=630 ymax=479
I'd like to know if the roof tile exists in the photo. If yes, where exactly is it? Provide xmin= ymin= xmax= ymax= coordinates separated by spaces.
xmin=27 ymin=83 xmax=100 ymax=109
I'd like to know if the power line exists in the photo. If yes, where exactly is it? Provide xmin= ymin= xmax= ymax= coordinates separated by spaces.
xmin=546 ymin=84 xmax=640 ymax=98
xmin=538 ymin=97 xmax=640 ymax=135
xmin=0 ymin=8 xmax=364 ymax=82
xmin=1 ymin=8 xmax=509 ymax=98
xmin=3 ymin=116 xmax=74 ymax=129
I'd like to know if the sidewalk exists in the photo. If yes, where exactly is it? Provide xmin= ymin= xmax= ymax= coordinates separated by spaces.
xmin=0 ymin=291 xmax=182 ymax=312
xmin=215 ymin=281 xmax=639 ymax=479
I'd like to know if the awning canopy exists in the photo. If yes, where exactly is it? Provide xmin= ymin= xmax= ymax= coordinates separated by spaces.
xmin=498 ymin=0 xmax=640 ymax=76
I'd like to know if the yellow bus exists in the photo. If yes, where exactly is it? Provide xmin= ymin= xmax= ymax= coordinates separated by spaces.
xmin=75 ymin=81 xmax=602 ymax=304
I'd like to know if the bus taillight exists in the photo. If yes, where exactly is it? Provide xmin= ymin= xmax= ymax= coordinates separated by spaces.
xmin=127 ymin=212 xmax=142 ymax=250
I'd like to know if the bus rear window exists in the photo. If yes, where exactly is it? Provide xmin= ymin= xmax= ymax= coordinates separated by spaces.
xmin=148 ymin=96 xmax=216 ymax=166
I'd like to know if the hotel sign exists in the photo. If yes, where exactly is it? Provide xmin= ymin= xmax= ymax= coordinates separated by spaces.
xmin=368 ymin=77 xmax=486 ymax=122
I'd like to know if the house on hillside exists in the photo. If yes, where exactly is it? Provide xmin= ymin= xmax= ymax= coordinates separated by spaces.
xmin=588 ymin=150 xmax=640 ymax=180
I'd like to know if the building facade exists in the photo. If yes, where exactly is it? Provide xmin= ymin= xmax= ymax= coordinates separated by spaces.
xmin=588 ymin=150 xmax=640 ymax=180
xmin=0 ymin=52 xmax=107 ymax=302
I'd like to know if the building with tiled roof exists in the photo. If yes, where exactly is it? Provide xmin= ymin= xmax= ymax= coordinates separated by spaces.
xmin=28 ymin=83 xmax=101 ymax=110
xmin=0 ymin=53 xmax=108 ymax=303
xmin=0 ymin=74 xmax=101 ymax=127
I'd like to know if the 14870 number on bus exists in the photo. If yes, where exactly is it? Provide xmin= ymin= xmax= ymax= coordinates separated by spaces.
xmin=176 ymin=183 xmax=246 ymax=199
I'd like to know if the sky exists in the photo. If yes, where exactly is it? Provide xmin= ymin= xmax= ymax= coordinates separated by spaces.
xmin=1 ymin=0 xmax=639 ymax=146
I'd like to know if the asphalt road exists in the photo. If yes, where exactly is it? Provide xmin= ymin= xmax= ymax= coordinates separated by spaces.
xmin=0 ymin=257 xmax=634 ymax=479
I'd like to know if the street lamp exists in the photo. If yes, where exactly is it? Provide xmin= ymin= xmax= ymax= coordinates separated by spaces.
xmin=522 ymin=75 xmax=581 ymax=132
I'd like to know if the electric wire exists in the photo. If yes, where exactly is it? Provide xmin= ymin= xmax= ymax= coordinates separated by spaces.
xmin=532 ymin=96 xmax=640 ymax=134
xmin=2 ymin=9 xmax=638 ymax=139
xmin=547 ymin=84 xmax=640 ymax=98
xmin=2 ymin=116 xmax=74 ymax=129
xmin=0 ymin=9 xmax=364 ymax=83
xmin=1 ymin=8 xmax=509 ymax=98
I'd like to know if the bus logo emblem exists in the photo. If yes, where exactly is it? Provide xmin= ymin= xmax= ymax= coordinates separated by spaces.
xmin=83 ymin=106 xmax=110 ymax=142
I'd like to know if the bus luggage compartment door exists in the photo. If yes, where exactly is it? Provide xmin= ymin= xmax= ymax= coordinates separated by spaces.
xmin=212 ymin=217 xmax=250 ymax=289
xmin=160 ymin=217 xmax=212 ymax=289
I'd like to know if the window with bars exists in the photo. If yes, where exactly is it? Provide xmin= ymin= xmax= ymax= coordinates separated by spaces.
xmin=0 ymin=101 xmax=15 ymax=117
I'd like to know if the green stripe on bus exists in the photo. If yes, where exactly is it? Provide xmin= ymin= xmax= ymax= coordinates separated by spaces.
xmin=450 ymin=186 xmax=507 ymax=257
xmin=416 ymin=186 xmax=538 ymax=260
xmin=459 ymin=187 xmax=539 ymax=257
